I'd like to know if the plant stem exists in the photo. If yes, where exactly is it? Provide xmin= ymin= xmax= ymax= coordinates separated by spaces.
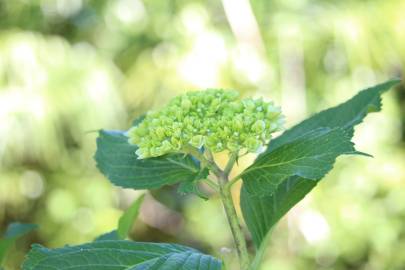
xmin=250 ymin=229 xmax=273 ymax=270
xmin=203 ymin=178 xmax=220 ymax=192
xmin=224 ymin=152 xmax=238 ymax=176
xmin=185 ymin=146 xmax=222 ymax=175
xmin=226 ymin=173 xmax=242 ymax=189
xmin=186 ymin=146 xmax=250 ymax=269
xmin=217 ymin=172 xmax=250 ymax=270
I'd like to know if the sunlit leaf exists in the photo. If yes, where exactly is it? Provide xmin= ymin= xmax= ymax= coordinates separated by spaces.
xmin=242 ymin=128 xmax=358 ymax=197
xmin=118 ymin=194 xmax=145 ymax=239
xmin=241 ymin=177 xmax=316 ymax=248
xmin=95 ymin=130 xmax=204 ymax=190
xmin=240 ymin=80 xmax=400 ymax=248
xmin=267 ymin=79 xmax=401 ymax=152
xmin=23 ymin=241 xmax=222 ymax=270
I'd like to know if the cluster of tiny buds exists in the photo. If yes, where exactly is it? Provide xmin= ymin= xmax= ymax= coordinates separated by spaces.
xmin=127 ymin=89 xmax=285 ymax=159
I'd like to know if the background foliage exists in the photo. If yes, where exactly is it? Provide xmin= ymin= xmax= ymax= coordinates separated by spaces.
xmin=0 ymin=0 xmax=404 ymax=269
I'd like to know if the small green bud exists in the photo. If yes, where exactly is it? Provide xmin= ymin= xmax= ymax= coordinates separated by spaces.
xmin=160 ymin=140 xmax=172 ymax=152
xmin=173 ymin=128 xmax=182 ymax=138
xmin=181 ymin=98 xmax=192 ymax=110
xmin=170 ymin=137 xmax=182 ymax=150
xmin=243 ymin=100 xmax=256 ymax=111
xmin=233 ymin=117 xmax=244 ymax=130
xmin=266 ymin=105 xmax=281 ymax=118
xmin=213 ymin=142 xmax=224 ymax=152
xmin=135 ymin=148 xmax=149 ymax=159
xmin=245 ymin=137 xmax=261 ymax=152
xmin=150 ymin=147 xmax=160 ymax=157
xmin=155 ymin=127 xmax=166 ymax=139
xmin=252 ymin=120 xmax=266 ymax=133
xmin=190 ymin=135 xmax=205 ymax=148
xmin=244 ymin=116 xmax=254 ymax=126
xmin=206 ymin=136 xmax=219 ymax=148
xmin=211 ymin=98 xmax=220 ymax=107
xmin=227 ymin=140 xmax=240 ymax=152
xmin=135 ymin=125 xmax=148 ymax=136
xmin=230 ymin=102 xmax=244 ymax=113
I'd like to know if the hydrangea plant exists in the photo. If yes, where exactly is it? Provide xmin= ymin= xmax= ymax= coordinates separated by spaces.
xmin=19 ymin=79 xmax=400 ymax=270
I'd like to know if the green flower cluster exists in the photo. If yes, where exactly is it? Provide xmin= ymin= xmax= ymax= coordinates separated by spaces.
xmin=128 ymin=89 xmax=284 ymax=159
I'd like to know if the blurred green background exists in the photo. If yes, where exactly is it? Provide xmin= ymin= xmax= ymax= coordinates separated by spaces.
xmin=0 ymin=0 xmax=404 ymax=269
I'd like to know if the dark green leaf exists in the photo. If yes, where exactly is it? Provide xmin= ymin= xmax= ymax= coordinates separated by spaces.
xmin=178 ymin=168 xmax=210 ymax=200
xmin=131 ymin=115 xmax=145 ymax=127
xmin=241 ymin=177 xmax=316 ymax=247
xmin=130 ymin=251 xmax=221 ymax=269
xmin=0 ymin=223 xmax=37 ymax=264
xmin=3 ymin=223 xmax=37 ymax=239
xmin=22 ymin=240 xmax=222 ymax=270
xmin=118 ymin=194 xmax=145 ymax=239
xmin=268 ymin=79 xmax=400 ymax=151
xmin=94 ymin=230 xmax=120 ymax=241
xmin=243 ymin=128 xmax=357 ymax=196
xmin=95 ymin=194 xmax=145 ymax=241
xmin=240 ymin=80 xmax=400 ymax=249
xmin=95 ymin=130 xmax=204 ymax=190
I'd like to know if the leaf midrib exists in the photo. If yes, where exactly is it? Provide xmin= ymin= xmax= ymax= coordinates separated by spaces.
xmin=166 ymin=157 xmax=198 ymax=173
xmin=242 ymin=151 xmax=340 ymax=174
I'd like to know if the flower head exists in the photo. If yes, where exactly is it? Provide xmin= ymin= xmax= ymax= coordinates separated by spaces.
xmin=128 ymin=89 xmax=284 ymax=158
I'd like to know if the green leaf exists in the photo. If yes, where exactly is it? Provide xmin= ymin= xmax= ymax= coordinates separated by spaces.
xmin=0 ymin=223 xmax=37 ymax=264
xmin=22 ymin=240 xmax=222 ymax=270
xmin=178 ymin=168 xmax=210 ymax=200
xmin=118 ymin=194 xmax=145 ymax=239
xmin=94 ymin=230 xmax=120 ymax=241
xmin=95 ymin=194 xmax=144 ymax=241
xmin=242 ymin=128 xmax=357 ymax=197
xmin=241 ymin=177 xmax=316 ymax=248
xmin=248 ymin=229 xmax=273 ymax=270
xmin=134 ymin=251 xmax=221 ymax=269
xmin=131 ymin=115 xmax=145 ymax=127
xmin=240 ymin=80 xmax=400 ymax=249
xmin=95 ymin=130 xmax=204 ymax=190
xmin=268 ymin=79 xmax=400 ymax=152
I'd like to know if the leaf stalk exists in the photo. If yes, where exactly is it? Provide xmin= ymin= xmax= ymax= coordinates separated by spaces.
xmin=186 ymin=146 xmax=250 ymax=269
xmin=217 ymin=172 xmax=250 ymax=270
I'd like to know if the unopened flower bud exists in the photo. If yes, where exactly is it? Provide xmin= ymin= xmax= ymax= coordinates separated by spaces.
xmin=252 ymin=120 xmax=266 ymax=133
xmin=190 ymin=135 xmax=205 ymax=148
xmin=245 ymin=137 xmax=261 ymax=152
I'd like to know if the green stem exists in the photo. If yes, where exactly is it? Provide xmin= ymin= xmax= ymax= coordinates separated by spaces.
xmin=226 ymin=173 xmax=242 ymax=189
xmin=203 ymin=178 xmax=219 ymax=192
xmin=184 ymin=146 xmax=222 ymax=175
xmin=186 ymin=145 xmax=250 ymax=269
xmin=205 ymin=148 xmax=215 ymax=162
xmin=250 ymin=229 xmax=273 ymax=270
xmin=217 ymin=173 xmax=250 ymax=270
xmin=224 ymin=152 xmax=238 ymax=176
